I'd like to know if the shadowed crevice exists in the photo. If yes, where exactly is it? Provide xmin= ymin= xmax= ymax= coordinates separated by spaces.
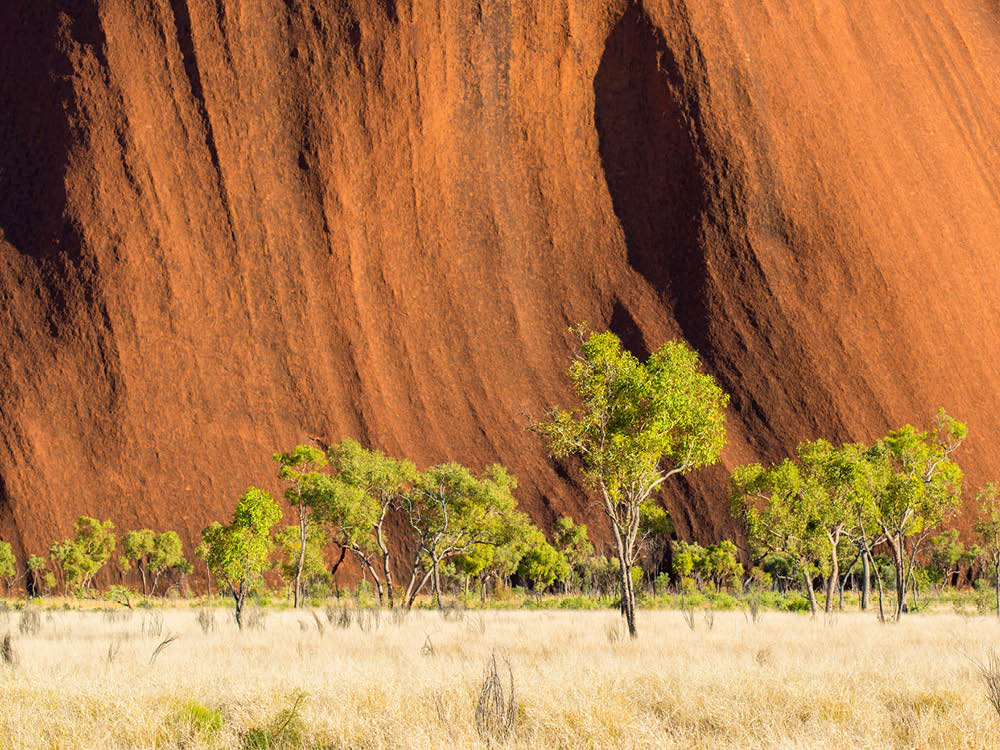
xmin=609 ymin=299 xmax=650 ymax=360
xmin=594 ymin=3 xmax=711 ymax=353
xmin=0 ymin=1 xmax=106 ymax=261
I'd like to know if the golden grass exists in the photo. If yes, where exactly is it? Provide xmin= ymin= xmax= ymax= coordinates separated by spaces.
xmin=0 ymin=606 xmax=999 ymax=748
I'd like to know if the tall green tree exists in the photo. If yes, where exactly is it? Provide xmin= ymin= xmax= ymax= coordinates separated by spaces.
xmin=535 ymin=328 xmax=728 ymax=637
xmin=274 ymin=445 xmax=328 ymax=608
xmin=866 ymin=410 xmax=965 ymax=620
xmin=321 ymin=438 xmax=416 ymax=608
xmin=201 ymin=487 xmax=282 ymax=629
xmin=400 ymin=462 xmax=520 ymax=609
xmin=975 ymin=483 xmax=1000 ymax=617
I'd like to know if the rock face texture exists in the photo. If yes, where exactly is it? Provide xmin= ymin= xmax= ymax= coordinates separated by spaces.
xmin=2 ymin=0 xmax=1000 ymax=564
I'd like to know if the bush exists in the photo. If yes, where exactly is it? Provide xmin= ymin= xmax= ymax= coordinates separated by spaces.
xmin=167 ymin=701 xmax=223 ymax=739
xmin=779 ymin=594 xmax=811 ymax=613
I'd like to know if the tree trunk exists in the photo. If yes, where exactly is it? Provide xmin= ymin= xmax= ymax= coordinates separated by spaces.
xmin=861 ymin=549 xmax=871 ymax=611
xmin=432 ymin=560 xmax=443 ymax=610
xmin=294 ymin=505 xmax=307 ymax=609
xmin=233 ymin=588 xmax=245 ymax=631
xmin=801 ymin=563 xmax=818 ymax=616
xmin=376 ymin=520 xmax=395 ymax=609
xmin=891 ymin=536 xmax=905 ymax=621
xmin=825 ymin=539 xmax=839 ymax=613
xmin=995 ymin=557 xmax=999 ymax=618
xmin=616 ymin=541 xmax=637 ymax=638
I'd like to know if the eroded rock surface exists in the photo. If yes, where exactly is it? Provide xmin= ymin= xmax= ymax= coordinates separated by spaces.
xmin=2 ymin=0 xmax=1000 ymax=563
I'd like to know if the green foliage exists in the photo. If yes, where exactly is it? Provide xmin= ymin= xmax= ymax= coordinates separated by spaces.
xmin=926 ymin=529 xmax=965 ymax=588
xmin=402 ymin=462 xmax=522 ymax=604
xmin=121 ymin=529 xmax=189 ymax=595
xmin=671 ymin=540 xmax=704 ymax=580
xmin=535 ymin=329 xmax=729 ymax=501
xmin=552 ymin=516 xmax=594 ymax=569
xmin=168 ymin=701 xmax=224 ymax=738
xmin=274 ymin=524 xmax=330 ymax=594
xmin=516 ymin=529 xmax=570 ymax=591
xmin=200 ymin=488 xmax=281 ymax=626
xmin=49 ymin=517 xmax=116 ymax=592
xmin=704 ymin=540 xmax=742 ymax=591
xmin=867 ymin=411 xmax=965 ymax=542
xmin=534 ymin=327 xmax=728 ymax=636
xmin=0 ymin=542 xmax=15 ymax=591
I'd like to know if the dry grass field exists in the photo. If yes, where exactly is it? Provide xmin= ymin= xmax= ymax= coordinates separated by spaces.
xmin=1 ymin=605 xmax=999 ymax=749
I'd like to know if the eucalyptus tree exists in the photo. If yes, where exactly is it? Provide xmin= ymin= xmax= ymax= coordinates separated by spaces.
xmin=274 ymin=524 xmax=331 ymax=601
xmin=200 ymin=487 xmax=281 ymax=630
xmin=274 ymin=445 xmax=328 ymax=608
xmin=975 ymin=483 xmax=1000 ymax=617
xmin=731 ymin=459 xmax=828 ymax=615
xmin=400 ymin=462 xmax=520 ymax=609
xmin=534 ymin=327 xmax=728 ymax=638
xmin=120 ymin=530 xmax=156 ymax=594
xmin=865 ymin=410 xmax=965 ymax=620
xmin=320 ymin=438 xmax=416 ymax=608
xmin=49 ymin=517 xmax=116 ymax=593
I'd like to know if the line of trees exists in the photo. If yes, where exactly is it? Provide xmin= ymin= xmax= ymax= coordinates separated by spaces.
xmin=3 ymin=326 xmax=999 ymax=637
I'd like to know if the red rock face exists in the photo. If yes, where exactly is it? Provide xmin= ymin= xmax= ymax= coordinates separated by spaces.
xmin=2 ymin=0 xmax=1000 ymax=565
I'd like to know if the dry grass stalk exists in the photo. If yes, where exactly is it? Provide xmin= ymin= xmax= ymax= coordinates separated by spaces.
xmin=310 ymin=610 xmax=325 ymax=636
xmin=149 ymin=634 xmax=177 ymax=665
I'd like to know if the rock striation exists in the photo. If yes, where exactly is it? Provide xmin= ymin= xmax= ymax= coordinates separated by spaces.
xmin=2 ymin=0 xmax=1000 ymax=564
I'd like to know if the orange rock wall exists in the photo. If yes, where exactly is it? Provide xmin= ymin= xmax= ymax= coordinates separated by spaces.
xmin=2 ymin=0 xmax=999 ymax=564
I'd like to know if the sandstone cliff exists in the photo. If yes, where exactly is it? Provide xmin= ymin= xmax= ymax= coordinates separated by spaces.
xmin=2 ymin=0 xmax=1000 ymax=564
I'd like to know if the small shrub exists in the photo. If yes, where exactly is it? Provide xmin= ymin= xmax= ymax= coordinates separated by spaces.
xmin=744 ymin=594 xmax=763 ymax=624
xmin=780 ymin=594 xmax=811 ymax=613
xmin=754 ymin=645 xmax=773 ymax=667
xmin=18 ymin=609 xmax=40 ymax=636
xmin=166 ymin=701 xmax=224 ymax=741
xmin=440 ymin=600 xmax=466 ymax=622
xmin=475 ymin=653 xmax=517 ymax=747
